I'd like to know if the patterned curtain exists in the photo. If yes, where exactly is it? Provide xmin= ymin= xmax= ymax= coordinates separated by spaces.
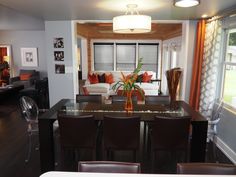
xmin=199 ymin=19 xmax=222 ymax=116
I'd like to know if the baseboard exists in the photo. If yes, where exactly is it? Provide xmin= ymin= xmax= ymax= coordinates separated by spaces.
xmin=214 ymin=136 xmax=236 ymax=164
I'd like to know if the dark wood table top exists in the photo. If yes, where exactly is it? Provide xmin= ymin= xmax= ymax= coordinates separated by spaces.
xmin=0 ymin=84 xmax=24 ymax=93
xmin=39 ymin=99 xmax=207 ymax=122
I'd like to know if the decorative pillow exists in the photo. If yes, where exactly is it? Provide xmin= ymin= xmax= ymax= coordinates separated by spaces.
xmin=20 ymin=73 xmax=32 ymax=81
xmin=136 ymin=74 xmax=143 ymax=82
xmin=98 ymin=73 xmax=105 ymax=83
xmin=88 ymin=73 xmax=99 ymax=84
xmin=142 ymin=72 xmax=152 ymax=83
xmin=105 ymin=73 xmax=114 ymax=84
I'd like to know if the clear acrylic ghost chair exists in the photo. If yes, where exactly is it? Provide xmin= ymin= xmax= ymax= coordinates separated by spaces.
xmin=206 ymin=99 xmax=224 ymax=143
xmin=202 ymin=99 xmax=224 ymax=161
xmin=19 ymin=96 xmax=39 ymax=163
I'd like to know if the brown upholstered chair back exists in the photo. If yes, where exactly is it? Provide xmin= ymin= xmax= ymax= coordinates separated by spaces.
xmin=145 ymin=95 xmax=170 ymax=104
xmin=78 ymin=161 xmax=141 ymax=173
xmin=177 ymin=163 xmax=236 ymax=174
xmin=103 ymin=115 xmax=140 ymax=150
xmin=151 ymin=116 xmax=191 ymax=150
xmin=76 ymin=94 xmax=102 ymax=103
xmin=58 ymin=114 xmax=97 ymax=148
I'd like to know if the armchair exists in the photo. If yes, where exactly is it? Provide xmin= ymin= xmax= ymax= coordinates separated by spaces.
xmin=10 ymin=69 xmax=40 ymax=88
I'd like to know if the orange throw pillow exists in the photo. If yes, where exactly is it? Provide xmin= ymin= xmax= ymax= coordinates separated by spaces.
xmin=88 ymin=73 xmax=99 ymax=84
xmin=142 ymin=72 xmax=152 ymax=83
xmin=105 ymin=73 xmax=114 ymax=84
xmin=20 ymin=73 xmax=32 ymax=81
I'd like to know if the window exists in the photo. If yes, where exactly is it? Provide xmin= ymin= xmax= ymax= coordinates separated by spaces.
xmin=94 ymin=43 xmax=114 ymax=71
xmin=221 ymin=29 xmax=236 ymax=108
xmin=138 ymin=43 xmax=159 ymax=74
xmin=116 ymin=43 xmax=136 ymax=71
xmin=93 ymin=41 xmax=160 ymax=78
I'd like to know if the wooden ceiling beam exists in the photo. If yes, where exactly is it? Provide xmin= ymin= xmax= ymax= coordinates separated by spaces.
xmin=77 ymin=23 xmax=182 ymax=40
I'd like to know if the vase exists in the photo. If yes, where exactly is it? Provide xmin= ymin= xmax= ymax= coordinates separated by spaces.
xmin=125 ymin=90 xmax=133 ymax=112
xmin=166 ymin=68 xmax=182 ymax=102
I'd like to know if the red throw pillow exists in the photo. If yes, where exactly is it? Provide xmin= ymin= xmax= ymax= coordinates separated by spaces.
xmin=105 ymin=73 xmax=114 ymax=84
xmin=142 ymin=72 xmax=152 ymax=83
xmin=2 ymin=69 xmax=9 ymax=77
xmin=20 ymin=73 xmax=32 ymax=81
xmin=88 ymin=73 xmax=99 ymax=84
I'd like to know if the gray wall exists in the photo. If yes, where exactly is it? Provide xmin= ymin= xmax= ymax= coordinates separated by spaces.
xmin=45 ymin=21 xmax=78 ymax=106
xmin=0 ymin=30 xmax=47 ymax=78
xmin=0 ymin=4 xmax=46 ymax=78
xmin=0 ymin=5 xmax=44 ymax=30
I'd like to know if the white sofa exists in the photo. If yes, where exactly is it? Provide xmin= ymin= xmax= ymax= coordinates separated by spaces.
xmin=83 ymin=71 xmax=160 ymax=96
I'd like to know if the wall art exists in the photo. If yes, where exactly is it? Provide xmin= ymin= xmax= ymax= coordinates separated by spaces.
xmin=55 ymin=64 xmax=65 ymax=74
xmin=21 ymin=48 xmax=38 ymax=67
xmin=54 ymin=51 xmax=64 ymax=61
xmin=53 ymin=37 xmax=64 ymax=48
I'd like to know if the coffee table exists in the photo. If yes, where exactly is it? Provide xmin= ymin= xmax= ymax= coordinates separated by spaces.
xmin=0 ymin=84 xmax=24 ymax=99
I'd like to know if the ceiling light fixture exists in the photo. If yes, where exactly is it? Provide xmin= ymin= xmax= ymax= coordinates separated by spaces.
xmin=113 ymin=4 xmax=151 ymax=34
xmin=174 ymin=0 xmax=200 ymax=7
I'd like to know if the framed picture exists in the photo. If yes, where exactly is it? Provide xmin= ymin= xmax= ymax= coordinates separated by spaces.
xmin=53 ymin=37 xmax=64 ymax=48
xmin=54 ymin=51 xmax=64 ymax=61
xmin=21 ymin=48 xmax=38 ymax=67
xmin=55 ymin=64 xmax=65 ymax=74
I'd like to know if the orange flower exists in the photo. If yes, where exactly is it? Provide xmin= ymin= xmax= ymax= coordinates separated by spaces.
xmin=112 ymin=58 xmax=144 ymax=100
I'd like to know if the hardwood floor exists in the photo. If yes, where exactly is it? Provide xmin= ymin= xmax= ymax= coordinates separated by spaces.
xmin=0 ymin=99 xmax=233 ymax=177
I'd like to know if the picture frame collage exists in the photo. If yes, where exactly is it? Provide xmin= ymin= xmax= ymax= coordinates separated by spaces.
xmin=53 ymin=37 xmax=65 ymax=74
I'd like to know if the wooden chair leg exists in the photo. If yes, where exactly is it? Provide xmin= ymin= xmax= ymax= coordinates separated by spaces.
xmin=151 ymin=150 xmax=155 ymax=173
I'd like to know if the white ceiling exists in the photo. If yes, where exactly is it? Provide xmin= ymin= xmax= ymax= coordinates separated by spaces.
xmin=0 ymin=0 xmax=236 ymax=21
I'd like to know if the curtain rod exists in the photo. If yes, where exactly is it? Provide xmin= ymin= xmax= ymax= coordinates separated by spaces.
xmin=206 ymin=5 xmax=236 ymax=23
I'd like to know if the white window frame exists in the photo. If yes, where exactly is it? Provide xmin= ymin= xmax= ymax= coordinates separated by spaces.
xmin=218 ymin=28 xmax=236 ymax=111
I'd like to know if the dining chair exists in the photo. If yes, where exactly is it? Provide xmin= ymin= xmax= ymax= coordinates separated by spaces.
xmin=116 ymin=89 xmax=144 ymax=102
xmin=19 ymin=96 xmax=39 ymax=163
xmin=201 ymin=99 xmax=224 ymax=161
xmin=143 ymin=95 xmax=171 ymax=148
xmin=177 ymin=163 xmax=236 ymax=174
xmin=206 ymin=99 xmax=224 ymax=143
xmin=111 ymin=95 xmax=137 ymax=103
xmin=76 ymin=94 xmax=102 ymax=103
xmin=78 ymin=161 xmax=141 ymax=173
xmin=103 ymin=115 xmax=140 ymax=162
xmin=75 ymin=94 xmax=102 ymax=132
xmin=58 ymin=114 xmax=98 ymax=162
xmin=149 ymin=115 xmax=191 ymax=172
xmin=145 ymin=95 xmax=170 ymax=104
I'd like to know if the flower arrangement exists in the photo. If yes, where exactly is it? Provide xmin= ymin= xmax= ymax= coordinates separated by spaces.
xmin=112 ymin=58 xmax=144 ymax=111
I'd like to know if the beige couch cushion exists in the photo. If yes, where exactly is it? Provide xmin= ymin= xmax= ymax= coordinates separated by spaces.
xmin=84 ymin=83 xmax=110 ymax=93
xmin=136 ymin=82 xmax=159 ymax=90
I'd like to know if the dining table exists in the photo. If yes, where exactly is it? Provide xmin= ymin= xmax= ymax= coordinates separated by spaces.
xmin=38 ymin=99 xmax=208 ymax=173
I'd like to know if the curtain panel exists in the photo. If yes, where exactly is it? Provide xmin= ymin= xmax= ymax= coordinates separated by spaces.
xmin=189 ymin=20 xmax=206 ymax=110
xmin=199 ymin=19 xmax=222 ymax=116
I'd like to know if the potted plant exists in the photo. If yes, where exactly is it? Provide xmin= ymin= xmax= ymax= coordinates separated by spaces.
xmin=112 ymin=58 xmax=144 ymax=112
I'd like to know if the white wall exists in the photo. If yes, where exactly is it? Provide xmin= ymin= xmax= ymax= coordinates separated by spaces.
xmin=179 ymin=20 xmax=198 ymax=102
xmin=81 ymin=38 xmax=88 ymax=80
xmin=45 ymin=21 xmax=78 ymax=106
xmin=162 ymin=36 xmax=182 ymax=94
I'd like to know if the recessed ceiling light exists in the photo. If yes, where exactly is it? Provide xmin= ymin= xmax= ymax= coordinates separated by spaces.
xmin=174 ymin=0 xmax=200 ymax=7
xmin=201 ymin=14 xmax=208 ymax=18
